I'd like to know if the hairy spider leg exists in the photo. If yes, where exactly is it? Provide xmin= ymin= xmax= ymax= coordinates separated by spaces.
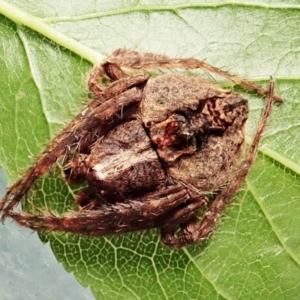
xmin=161 ymin=197 xmax=209 ymax=246
xmin=0 ymin=70 xmax=147 ymax=216
xmin=107 ymin=49 xmax=282 ymax=102
xmin=5 ymin=186 xmax=204 ymax=236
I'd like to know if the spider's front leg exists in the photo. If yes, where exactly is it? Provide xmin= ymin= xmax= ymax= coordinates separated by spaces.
xmin=0 ymin=64 xmax=147 ymax=216
xmin=107 ymin=49 xmax=282 ymax=102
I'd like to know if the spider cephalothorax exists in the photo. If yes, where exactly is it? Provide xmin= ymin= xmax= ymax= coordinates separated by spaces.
xmin=0 ymin=49 xmax=279 ymax=247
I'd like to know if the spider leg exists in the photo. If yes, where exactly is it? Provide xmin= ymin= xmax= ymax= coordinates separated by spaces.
xmin=160 ymin=196 xmax=208 ymax=247
xmin=5 ymin=186 xmax=194 ymax=236
xmin=0 ymin=74 xmax=147 ymax=216
xmin=87 ymin=64 xmax=105 ymax=94
xmin=164 ymin=78 xmax=276 ymax=247
xmin=102 ymin=62 xmax=127 ymax=81
xmin=88 ymin=61 xmax=128 ymax=95
xmin=107 ymin=49 xmax=282 ymax=102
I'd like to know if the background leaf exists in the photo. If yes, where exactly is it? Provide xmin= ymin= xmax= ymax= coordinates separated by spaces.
xmin=1 ymin=1 xmax=300 ymax=299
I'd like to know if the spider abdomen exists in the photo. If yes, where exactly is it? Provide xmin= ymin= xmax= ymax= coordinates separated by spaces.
xmin=141 ymin=74 xmax=249 ymax=192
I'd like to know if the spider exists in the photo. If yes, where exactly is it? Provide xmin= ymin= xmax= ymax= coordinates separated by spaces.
xmin=0 ymin=49 xmax=280 ymax=247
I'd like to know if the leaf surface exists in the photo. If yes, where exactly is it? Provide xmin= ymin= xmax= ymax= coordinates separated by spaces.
xmin=1 ymin=1 xmax=300 ymax=299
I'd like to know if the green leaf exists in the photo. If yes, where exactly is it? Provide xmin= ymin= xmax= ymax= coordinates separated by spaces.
xmin=1 ymin=1 xmax=300 ymax=299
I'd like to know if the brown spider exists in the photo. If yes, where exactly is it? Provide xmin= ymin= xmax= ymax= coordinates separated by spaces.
xmin=0 ymin=49 xmax=280 ymax=247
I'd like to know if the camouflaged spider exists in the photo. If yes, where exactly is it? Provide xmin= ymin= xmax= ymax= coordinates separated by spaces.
xmin=0 ymin=49 xmax=280 ymax=247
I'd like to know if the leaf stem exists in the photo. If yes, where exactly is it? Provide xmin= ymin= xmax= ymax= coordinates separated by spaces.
xmin=0 ymin=1 xmax=103 ymax=64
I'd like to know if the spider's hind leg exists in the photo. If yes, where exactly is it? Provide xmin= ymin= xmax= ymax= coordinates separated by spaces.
xmin=5 ymin=186 xmax=194 ymax=236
